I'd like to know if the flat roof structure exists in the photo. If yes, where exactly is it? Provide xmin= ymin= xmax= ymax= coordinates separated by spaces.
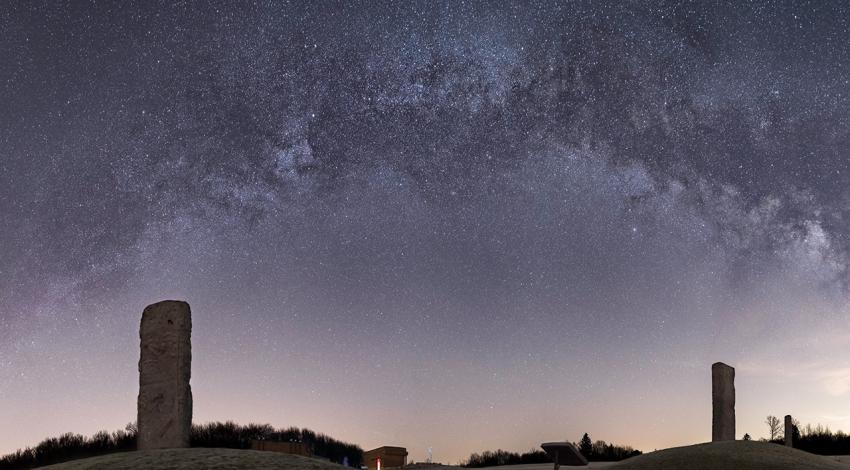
xmin=363 ymin=446 xmax=408 ymax=470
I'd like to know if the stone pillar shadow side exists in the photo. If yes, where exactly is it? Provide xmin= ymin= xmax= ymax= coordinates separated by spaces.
xmin=785 ymin=415 xmax=793 ymax=447
xmin=137 ymin=300 xmax=192 ymax=450
xmin=711 ymin=362 xmax=735 ymax=442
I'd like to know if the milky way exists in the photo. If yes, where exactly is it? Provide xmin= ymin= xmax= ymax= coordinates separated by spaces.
xmin=2 ymin=0 xmax=850 ymax=462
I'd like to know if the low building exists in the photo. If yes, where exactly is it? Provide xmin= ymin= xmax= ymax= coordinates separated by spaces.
xmin=250 ymin=440 xmax=312 ymax=457
xmin=363 ymin=446 xmax=408 ymax=470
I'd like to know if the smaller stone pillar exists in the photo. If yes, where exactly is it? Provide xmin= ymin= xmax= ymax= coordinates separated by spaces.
xmin=712 ymin=362 xmax=735 ymax=442
xmin=785 ymin=415 xmax=793 ymax=447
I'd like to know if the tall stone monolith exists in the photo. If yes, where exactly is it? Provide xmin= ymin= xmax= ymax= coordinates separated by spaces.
xmin=137 ymin=300 xmax=192 ymax=450
xmin=711 ymin=362 xmax=735 ymax=441
xmin=785 ymin=415 xmax=793 ymax=447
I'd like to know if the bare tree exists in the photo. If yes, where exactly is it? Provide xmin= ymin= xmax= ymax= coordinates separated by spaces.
xmin=765 ymin=416 xmax=781 ymax=440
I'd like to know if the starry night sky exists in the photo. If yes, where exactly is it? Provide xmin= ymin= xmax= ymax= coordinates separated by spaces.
xmin=2 ymin=0 xmax=850 ymax=462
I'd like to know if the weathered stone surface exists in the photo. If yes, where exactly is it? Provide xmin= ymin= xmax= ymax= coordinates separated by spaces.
xmin=711 ymin=362 xmax=735 ymax=442
xmin=785 ymin=415 xmax=793 ymax=447
xmin=137 ymin=300 xmax=192 ymax=450
xmin=541 ymin=442 xmax=588 ymax=468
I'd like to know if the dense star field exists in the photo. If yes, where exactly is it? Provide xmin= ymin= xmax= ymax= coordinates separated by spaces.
xmin=2 ymin=0 xmax=850 ymax=462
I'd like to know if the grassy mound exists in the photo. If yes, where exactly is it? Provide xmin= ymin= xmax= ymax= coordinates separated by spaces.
xmin=40 ymin=448 xmax=350 ymax=470
xmin=610 ymin=440 xmax=849 ymax=469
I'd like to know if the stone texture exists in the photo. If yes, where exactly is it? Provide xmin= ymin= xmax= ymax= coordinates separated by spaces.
xmin=711 ymin=362 xmax=735 ymax=442
xmin=785 ymin=415 xmax=793 ymax=447
xmin=541 ymin=442 xmax=588 ymax=468
xmin=137 ymin=300 xmax=192 ymax=450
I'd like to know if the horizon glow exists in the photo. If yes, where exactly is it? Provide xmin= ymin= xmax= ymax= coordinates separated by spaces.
xmin=3 ymin=1 xmax=850 ymax=463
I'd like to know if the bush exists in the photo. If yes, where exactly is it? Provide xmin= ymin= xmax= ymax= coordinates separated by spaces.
xmin=190 ymin=422 xmax=362 ymax=467
xmin=461 ymin=436 xmax=642 ymax=468
xmin=0 ymin=423 xmax=137 ymax=470
xmin=462 ymin=449 xmax=552 ymax=467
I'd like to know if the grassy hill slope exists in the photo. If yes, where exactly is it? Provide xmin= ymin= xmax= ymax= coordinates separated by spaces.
xmin=610 ymin=440 xmax=849 ymax=470
xmin=40 ymin=448 xmax=350 ymax=470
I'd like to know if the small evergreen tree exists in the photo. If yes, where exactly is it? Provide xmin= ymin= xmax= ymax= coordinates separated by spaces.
xmin=579 ymin=433 xmax=593 ymax=458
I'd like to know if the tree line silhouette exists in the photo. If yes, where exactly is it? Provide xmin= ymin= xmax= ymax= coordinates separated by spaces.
xmin=0 ymin=421 xmax=362 ymax=470
xmin=0 ymin=424 xmax=137 ymax=470
xmin=577 ymin=433 xmax=642 ymax=462
xmin=762 ymin=416 xmax=850 ymax=455
xmin=462 ymin=448 xmax=550 ymax=467
xmin=462 ymin=433 xmax=641 ymax=467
